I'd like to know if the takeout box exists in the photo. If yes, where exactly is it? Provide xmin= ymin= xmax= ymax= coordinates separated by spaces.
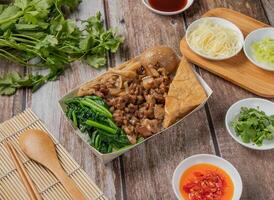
xmin=59 ymin=57 xmax=213 ymax=163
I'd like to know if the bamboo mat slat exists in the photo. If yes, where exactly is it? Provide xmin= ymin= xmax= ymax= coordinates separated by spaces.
xmin=0 ymin=109 xmax=108 ymax=200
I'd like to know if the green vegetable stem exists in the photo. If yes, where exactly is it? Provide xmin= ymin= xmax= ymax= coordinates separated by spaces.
xmin=86 ymin=120 xmax=117 ymax=134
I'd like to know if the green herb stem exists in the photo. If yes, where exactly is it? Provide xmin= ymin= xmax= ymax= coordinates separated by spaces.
xmin=12 ymin=37 xmax=37 ymax=45
xmin=12 ymin=34 xmax=40 ymax=42
xmin=0 ymin=11 xmax=24 ymax=25
xmin=0 ymin=49 xmax=27 ymax=64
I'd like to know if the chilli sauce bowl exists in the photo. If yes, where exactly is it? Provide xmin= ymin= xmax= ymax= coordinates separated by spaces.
xmin=172 ymin=154 xmax=242 ymax=200
xmin=142 ymin=0 xmax=194 ymax=16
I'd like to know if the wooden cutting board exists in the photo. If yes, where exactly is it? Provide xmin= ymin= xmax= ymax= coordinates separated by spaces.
xmin=180 ymin=8 xmax=274 ymax=98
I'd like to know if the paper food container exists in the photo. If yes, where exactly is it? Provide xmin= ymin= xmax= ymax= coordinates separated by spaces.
xmin=59 ymin=57 xmax=213 ymax=163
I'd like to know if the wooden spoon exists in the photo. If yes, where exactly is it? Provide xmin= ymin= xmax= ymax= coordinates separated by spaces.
xmin=18 ymin=129 xmax=86 ymax=200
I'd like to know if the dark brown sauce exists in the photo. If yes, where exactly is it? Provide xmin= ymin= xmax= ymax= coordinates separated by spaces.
xmin=148 ymin=0 xmax=187 ymax=12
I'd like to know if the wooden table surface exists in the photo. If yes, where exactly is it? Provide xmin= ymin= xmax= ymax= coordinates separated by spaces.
xmin=1 ymin=0 xmax=274 ymax=199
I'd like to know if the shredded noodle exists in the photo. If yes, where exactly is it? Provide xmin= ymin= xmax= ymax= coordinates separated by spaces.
xmin=188 ymin=20 xmax=241 ymax=58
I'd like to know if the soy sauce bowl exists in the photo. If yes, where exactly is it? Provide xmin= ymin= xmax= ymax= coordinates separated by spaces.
xmin=142 ymin=0 xmax=194 ymax=15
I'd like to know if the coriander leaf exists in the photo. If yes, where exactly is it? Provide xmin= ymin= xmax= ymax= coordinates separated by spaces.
xmin=14 ymin=0 xmax=28 ymax=10
xmin=0 ymin=5 xmax=8 ymax=14
xmin=79 ymin=35 xmax=94 ymax=51
xmin=49 ymin=17 xmax=64 ymax=33
xmin=0 ymin=72 xmax=21 ymax=95
xmin=9 ymin=71 xmax=21 ymax=81
xmin=266 ymin=125 xmax=274 ymax=137
xmin=17 ymin=74 xmax=42 ymax=86
xmin=99 ymin=30 xmax=124 ymax=53
xmin=0 ymin=6 xmax=20 ymax=21
xmin=33 ymin=0 xmax=53 ymax=12
xmin=84 ymin=12 xmax=104 ymax=35
xmin=0 ymin=86 xmax=16 ymax=95
xmin=0 ymin=69 xmax=64 ymax=95
xmin=35 ymin=35 xmax=58 ymax=50
xmin=63 ymin=19 xmax=76 ymax=34
xmin=0 ymin=6 xmax=22 ymax=31
xmin=86 ymin=54 xmax=106 ymax=68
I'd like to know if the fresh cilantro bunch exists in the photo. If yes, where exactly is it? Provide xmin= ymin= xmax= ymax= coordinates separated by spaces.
xmin=232 ymin=107 xmax=274 ymax=146
xmin=0 ymin=0 xmax=123 ymax=95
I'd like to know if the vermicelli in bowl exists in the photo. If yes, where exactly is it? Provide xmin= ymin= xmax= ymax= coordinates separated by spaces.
xmin=186 ymin=18 xmax=243 ymax=60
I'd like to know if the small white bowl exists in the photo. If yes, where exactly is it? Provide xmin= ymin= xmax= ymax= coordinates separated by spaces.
xmin=186 ymin=17 xmax=244 ymax=60
xmin=243 ymin=28 xmax=274 ymax=71
xmin=225 ymin=98 xmax=274 ymax=150
xmin=172 ymin=154 xmax=242 ymax=200
xmin=142 ymin=0 xmax=194 ymax=16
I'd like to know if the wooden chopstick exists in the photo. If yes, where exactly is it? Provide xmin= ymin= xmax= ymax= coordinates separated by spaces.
xmin=4 ymin=141 xmax=42 ymax=200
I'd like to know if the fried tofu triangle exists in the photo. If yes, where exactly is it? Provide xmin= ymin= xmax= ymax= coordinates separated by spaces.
xmin=163 ymin=57 xmax=207 ymax=128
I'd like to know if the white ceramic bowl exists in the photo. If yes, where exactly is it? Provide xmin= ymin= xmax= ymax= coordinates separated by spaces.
xmin=225 ymin=98 xmax=274 ymax=150
xmin=172 ymin=154 xmax=242 ymax=200
xmin=186 ymin=17 xmax=244 ymax=60
xmin=142 ymin=0 xmax=194 ymax=15
xmin=243 ymin=28 xmax=274 ymax=71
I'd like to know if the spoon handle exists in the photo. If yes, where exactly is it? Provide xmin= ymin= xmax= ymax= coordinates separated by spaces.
xmin=54 ymin=166 xmax=86 ymax=200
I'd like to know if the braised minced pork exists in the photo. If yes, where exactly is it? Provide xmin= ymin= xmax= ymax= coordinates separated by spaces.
xmin=89 ymin=64 xmax=171 ymax=144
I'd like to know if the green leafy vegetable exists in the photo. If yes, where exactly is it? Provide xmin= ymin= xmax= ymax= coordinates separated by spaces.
xmin=252 ymin=37 xmax=274 ymax=66
xmin=65 ymin=96 xmax=131 ymax=154
xmin=232 ymin=107 xmax=274 ymax=146
xmin=0 ymin=0 xmax=123 ymax=96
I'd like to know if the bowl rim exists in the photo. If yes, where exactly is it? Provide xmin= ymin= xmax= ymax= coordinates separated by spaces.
xmin=185 ymin=17 xmax=244 ymax=60
xmin=142 ymin=0 xmax=194 ymax=16
xmin=225 ymin=97 xmax=274 ymax=150
xmin=172 ymin=154 xmax=243 ymax=200
xmin=243 ymin=27 xmax=274 ymax=72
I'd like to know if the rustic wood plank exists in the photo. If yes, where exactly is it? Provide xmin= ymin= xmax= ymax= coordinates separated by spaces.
xmin=106 ymin=1 xmax=215 ymax=199
xmin=261 ymin=0 xmax=274 ymax=25
xmin=185 ymin=1 xmax=274 ymax=199
xmin=26 ymin=1 xmax=123 ymax=199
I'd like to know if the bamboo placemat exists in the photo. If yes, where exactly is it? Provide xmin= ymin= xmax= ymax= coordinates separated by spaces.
xmin=0 ymin=109 xmax=108 ymax=200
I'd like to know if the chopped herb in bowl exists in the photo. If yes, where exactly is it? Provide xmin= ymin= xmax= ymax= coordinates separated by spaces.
xmin=232 ymin=107 xmax=274 ymax=146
